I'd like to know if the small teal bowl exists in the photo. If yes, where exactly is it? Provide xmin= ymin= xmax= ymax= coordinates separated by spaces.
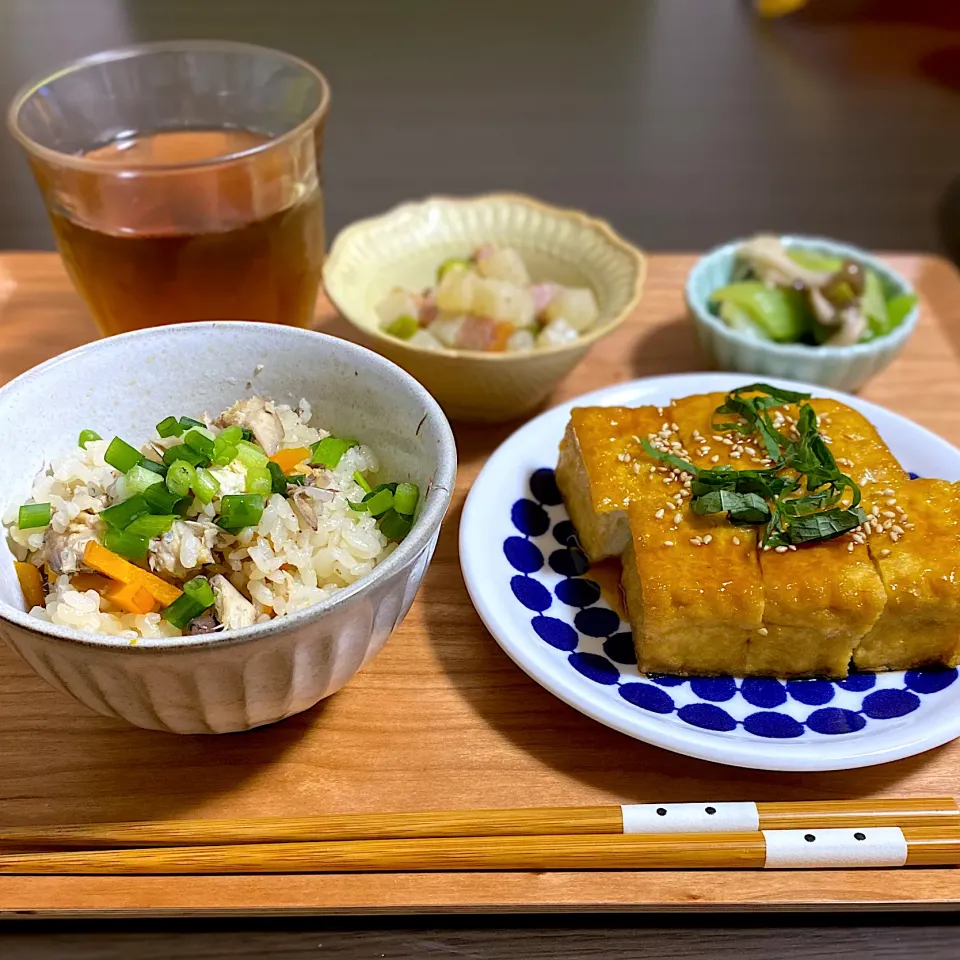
xmin=686 ymin=235 xmax=920 ymax=392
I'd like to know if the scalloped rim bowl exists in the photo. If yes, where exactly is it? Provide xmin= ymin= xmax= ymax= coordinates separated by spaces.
xmin=686 ymin=235 xmax=920 ymax=392
xmin=324 ymin=193 xmax=646 ymax=422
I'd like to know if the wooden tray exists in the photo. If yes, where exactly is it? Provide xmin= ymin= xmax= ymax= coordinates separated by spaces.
xmin=0 ymin=251 xmax=959 ymax=917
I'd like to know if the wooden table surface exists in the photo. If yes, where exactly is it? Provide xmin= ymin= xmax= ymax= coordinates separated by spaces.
xmin=1 ymin=251 xmax=960 ymax=957
xmin=3 ymin=0 xmax=960 ymax=956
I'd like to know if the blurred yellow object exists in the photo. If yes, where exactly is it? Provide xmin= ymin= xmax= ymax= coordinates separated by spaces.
xmin=755 ymin=0 xmax=808 ymax=16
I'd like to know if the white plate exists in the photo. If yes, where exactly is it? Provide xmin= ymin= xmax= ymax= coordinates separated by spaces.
xmin=460 ymin=373 xmax=960 ymax=771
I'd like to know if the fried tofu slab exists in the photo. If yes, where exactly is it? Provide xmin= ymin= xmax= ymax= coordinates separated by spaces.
xmin=557 ymin=389 xmax=958 ymax=679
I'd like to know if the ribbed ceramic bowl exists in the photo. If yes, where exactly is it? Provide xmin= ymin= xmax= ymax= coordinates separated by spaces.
xmin=0 ymin=323 xmax=456 ymax=734
xmin=686 ymin=235 xmax=920 ymax=392
xmin=324 ymin=193 xmax=646 ymax=423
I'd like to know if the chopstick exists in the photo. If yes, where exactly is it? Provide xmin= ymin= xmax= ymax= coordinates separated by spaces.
xmin=0 ymin=798 xmax=955 ymax=849
xmin=0 ymin=826 xmax=956 ymax=874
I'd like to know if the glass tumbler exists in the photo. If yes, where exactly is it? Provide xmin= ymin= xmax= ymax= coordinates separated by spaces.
xmin=7 ymin=40 xmax=330 ymax=335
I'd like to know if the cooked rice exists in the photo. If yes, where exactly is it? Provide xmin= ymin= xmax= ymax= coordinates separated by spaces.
xmin=4 ymin=398 xmax=395 ymax=641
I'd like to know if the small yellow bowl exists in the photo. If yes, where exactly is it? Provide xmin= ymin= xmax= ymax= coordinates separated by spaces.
xmin=324 ymin=193 xmax=646 ymax=422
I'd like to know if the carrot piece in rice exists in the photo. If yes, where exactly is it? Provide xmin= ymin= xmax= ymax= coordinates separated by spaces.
xmin=83 ymin=541 xmax=182 ymax=606
xmin=104 ymin=581 xmax=158 ymax=615
xmin=268 ymin=447 xmax=311 ymax=474
xmin=14 ymin=562 xmax=44 ymax=610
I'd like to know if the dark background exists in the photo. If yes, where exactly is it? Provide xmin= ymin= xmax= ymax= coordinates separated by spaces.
xmin=2 ymin=0 xmax=960 ymax=258
xmin=1 ymin=0 xmax=960 ymax=956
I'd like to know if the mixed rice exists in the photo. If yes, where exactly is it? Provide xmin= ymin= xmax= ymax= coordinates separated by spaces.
xmin=4 ymin=397 xmax=417 ymax=641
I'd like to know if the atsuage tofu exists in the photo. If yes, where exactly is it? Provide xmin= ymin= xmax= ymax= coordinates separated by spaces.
xmin=555 ymin=405 xmax=665 ymax=561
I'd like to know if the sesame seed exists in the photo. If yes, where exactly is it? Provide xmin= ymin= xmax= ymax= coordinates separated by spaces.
xmin=890 ymin=530 xmax=901 ymax=542
xmin=775 ymin=545 xmax=788 ymax=553
xmin=871 ymin=506 xmax=881 ymax=517
xmin=634 ymin=462 xmax=643 ymax=473
xmin=847 ymin=542 xmax=855 ymax=552
xmin=892 ymin=525 xmax=904 ymax=535
xmin=711 ymin=455 xmax=720 ymax=463
xmin=880 ymin=548 xmax=891 ymax=557
xmin=788 ymin=544 xmax=797 ymax=551
xmin=649 ymin=465 xmax=656 ymax=473
xmin=662 ymin=477 xmax=672 ymax=485
xmin=882 ymin=520 xmax=893 ymax=531
xmin=671 ymin=423 xmax=679 ymax=432
xmin=882 ymin=510 xmax=896 ymax=519
xmin=758 ymin=627 xmax=769 ymax=636
xmin=664 ymin=540 xmax=674 ymax=547
xmin=881 ymin=488 xmax=895 ymax=496
xmin=722 ymin=438 xmax=733 ymax=446
xmin=673 ymin=512 xmax=683 ymax=525
xmin=690 ymin=536 xmax=703 ymax=546
xmin=655 ymin=509 xmax=665 ymax=519
xmin=885 ymin=498 xmax=897 ymax=506
xmin=730 ymin=451 xmax=742 ymax=459
xmin=904 ymin=522 xmax=915 ymax=529
xmin=744 ymin=446 xmax=757 ymax=456
xmin=732 ymin=536 xmax=741 ymax=546
xmin=763 ymin=544 xmax=771 ymax=551
xmin=703 ymin=534 xmax=713 ymax=544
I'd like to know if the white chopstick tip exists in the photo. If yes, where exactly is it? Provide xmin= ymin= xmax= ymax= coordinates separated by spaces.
xmin=762 ymin=827 xmax=908 ymax=869
xmin=621 ymin=802 xmax=760 ymax=834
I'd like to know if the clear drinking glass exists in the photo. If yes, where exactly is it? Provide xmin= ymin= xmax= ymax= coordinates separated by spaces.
xmin=7 ymin=40 xmax=330 ymax=336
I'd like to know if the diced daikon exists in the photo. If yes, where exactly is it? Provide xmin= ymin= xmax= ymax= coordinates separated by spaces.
xmin=505 ymin=329 xmax=536 ymax=352
xmin=430 ymin=314 xmax=467 ymax=348
xmin=544 ymin=287 xmax=599 ymax=333
xmin=435 ymin=266 xmax=478 ymax=314
xmin=536 ymin=317 xmax=580 ymax=348
xmin=409 ymin=329 xmax=444 ymax=351
xmin=476 ymin=246 xmax=530 ymax=286
xmin=377 ymin=288 xmax=422 ymax=328
xmin=473 ymin=278 xmax=536 ymax=327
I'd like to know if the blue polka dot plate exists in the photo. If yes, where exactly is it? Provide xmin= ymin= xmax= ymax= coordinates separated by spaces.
xmin=460 ymin=373 xmax=960 ymax=771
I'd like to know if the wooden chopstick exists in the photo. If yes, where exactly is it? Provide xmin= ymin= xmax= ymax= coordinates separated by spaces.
xmin=0 ymin=826 xmax=956 ymax=874
xmin=0 ymin=798 xmax=955 ymax=849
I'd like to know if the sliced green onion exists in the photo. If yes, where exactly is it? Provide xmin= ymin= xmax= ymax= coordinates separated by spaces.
xmin=142 ymin=483 xmax=184 ymax=515
xmin=103 ymin=528 xmax=149 ymax=561
xmin=18 ymin=502 xmax=51 ymax=529
xmin=378 ymin=508 xmax=413 ymax=541
xmin=353 ymin=471 xmax=373 ymax=494
xmin=211 ymin=443 xmax=239 ymax=467
xmin=161 ymin=593 xmax=208 ymax=630
xmin=246 ymin=465 xmax=272 ymax=496
xmin=125 ymin=464 xmax=165 ymax=495
xmin=183 ymin=576 xmax=216 ymax=609
xmin=240 ymin=427 xmax=254 ymax=443
xmin=348 ymin=500 xmax=369 ymax=513
xmin=162 ymin=444 xmax=207 ymax=468
xmin=104 ymin=437 xmax=143 ymax=473
xmin=125 ymin=514 xmax=177 ymax=539
xmin=218 ymin=494 xmax=265 ymax=532
xmin=393 ymin=482 xmax=419 ymax=517
xmin=156 ymin=417 xmax=183 ymax=438
xmin=179 ymin=416 xmax=205 ymax=431
xmin=212 ymin=426 xmax=243 ymax=466
xmin=363 ymin=488 xmax=394 ymax=517
xmin=184 ymin=430 xmax=216 ymax=460
xmin=310 ymin=436 xmax=358 ymax=468
xmin=165 ymin=460 xmax=197 ymax=498
xmin=193 ymin=468 xmax=220 ymax=505
xmin=235 ymin=439 xmax=268 ymax=469
xmin=267 ymin=461 xmax=288 ymax=495
xmin=100 ymin=495 xmax=149 ymax=531
xmin=137 ymin=458 xmax=167 ymax=477
xmin=78 ymin=429 xmax=101 ymax=448
xmin=363 ymin=482 xmax=398 ymax=501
